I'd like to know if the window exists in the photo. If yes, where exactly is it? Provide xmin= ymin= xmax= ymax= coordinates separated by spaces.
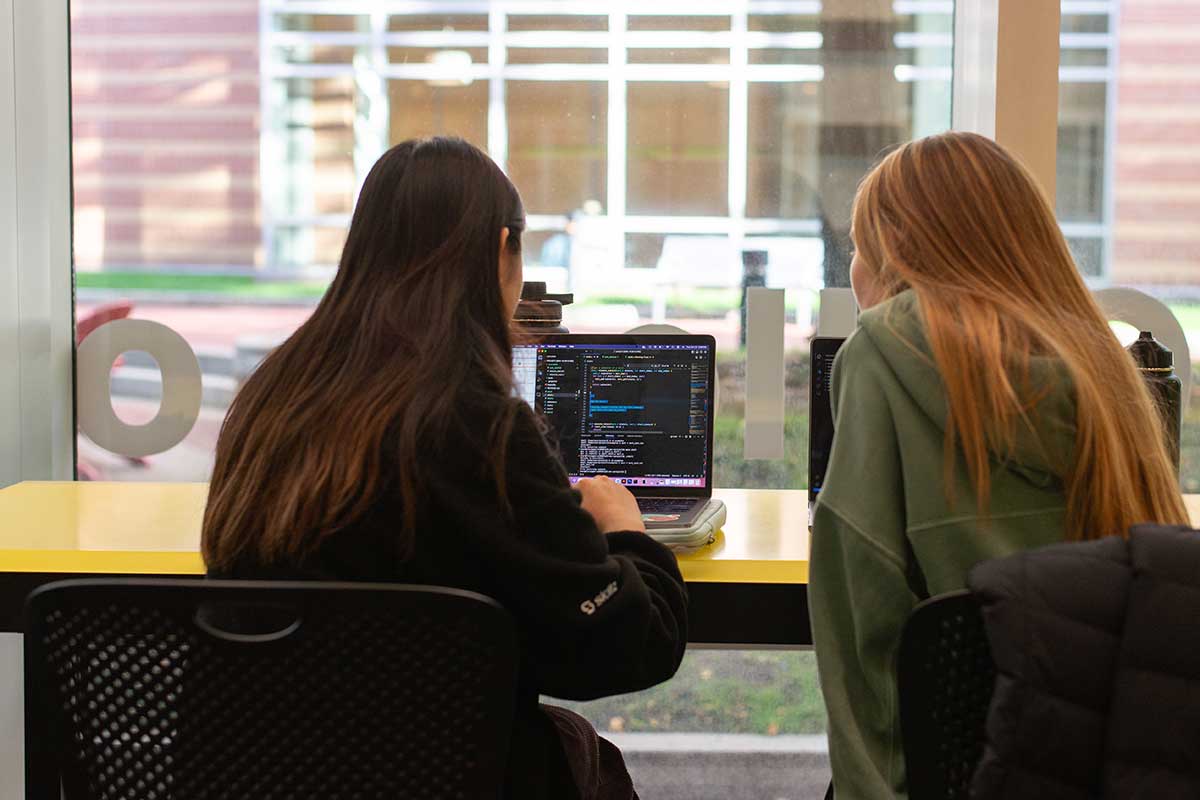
xmin=1057 ymin=2 xmax=1116 ymax=278
xmin=70 ymin=3 xmax=955 ymax=793
xmin=1056 ymin=0 xmax=1200 ymax=490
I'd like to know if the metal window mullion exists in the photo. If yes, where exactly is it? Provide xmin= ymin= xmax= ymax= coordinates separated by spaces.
xmin=3 ymin=0 xmax=74 ymax=484
xmin=1100 ymin=4 xmax=1119 ymax=284
xmin=0 ymin=0 xmax=22 ymax=486
xmin=269 ymin=62 xmax=825 ymax=84
xmin=1060 ymin=221 xmax=1108 ymax=238
xmin=488 ymin=5 xmax=508 ymax=168
xmin=728 ymin=5 xmax=749 ymax=250
xmin=1060 ymin=32 xmax=1115 ymax=49
xmin=1059 ymin=66 xmax=1114 ymax=83
xmin=371 ymin=9 xmax=391 ymax=156
xmin=1061 ymin=0 xmax=1116 ymax=14
xmin=351 ymin=9 xmax=390 ymax=205
xmin=607 ymin=8 xmax=627 ymax=265
xmin=274 ymin=213 xmax=823 ymax=236
xmin=258 ymin=0 xmax=278 ymax=271
xmin=953 ymin=0 xmax=1060 ymax=198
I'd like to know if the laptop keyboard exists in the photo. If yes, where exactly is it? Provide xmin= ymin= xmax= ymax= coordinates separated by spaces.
xmin=637 ymin=498 xmax=700 ymax=513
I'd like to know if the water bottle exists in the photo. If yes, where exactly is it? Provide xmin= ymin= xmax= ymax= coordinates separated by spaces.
xmin=1127 ymin=331 xmax=1182 ymax=472
xmin=514 ymin=281 xmax=573 ymax=335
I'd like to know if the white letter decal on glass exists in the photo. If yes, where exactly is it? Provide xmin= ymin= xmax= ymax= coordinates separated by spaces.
xmin=77 ymin=319 xmax=202 ymax=457
xmin=1094 ymin=287 xmax=1191 ymax=411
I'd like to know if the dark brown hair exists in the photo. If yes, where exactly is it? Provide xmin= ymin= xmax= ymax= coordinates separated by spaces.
xmin=203 ymin=137 xmax=526 ymax=569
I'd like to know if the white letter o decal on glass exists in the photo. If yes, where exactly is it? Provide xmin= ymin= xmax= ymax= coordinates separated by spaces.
xmin=77 ymin=319 xmax=202 ymax=458
xmin=1094 ymin=287 xmax=1192 ymax=412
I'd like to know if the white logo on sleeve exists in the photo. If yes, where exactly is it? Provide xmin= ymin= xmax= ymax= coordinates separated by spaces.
xmin=580 ymin=581 xmax=619 ymax=616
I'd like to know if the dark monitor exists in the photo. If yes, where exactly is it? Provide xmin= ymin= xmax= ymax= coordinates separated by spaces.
xmin=513 ymin=335 xmax=716 ymax=497
xmin=808 ymin=336 xmax=846 ymax=507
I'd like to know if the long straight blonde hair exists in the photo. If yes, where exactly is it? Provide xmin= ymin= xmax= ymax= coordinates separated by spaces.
xmin=852 ymin=131 xmax=1188 ymax=539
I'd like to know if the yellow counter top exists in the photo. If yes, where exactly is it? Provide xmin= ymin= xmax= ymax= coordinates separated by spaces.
xmin=0 ymin=482 xmax=810 ymax=585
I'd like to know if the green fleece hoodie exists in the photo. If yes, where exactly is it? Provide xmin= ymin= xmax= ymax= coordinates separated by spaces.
xmin=810 ymin=289 xmax=1077 ymax=799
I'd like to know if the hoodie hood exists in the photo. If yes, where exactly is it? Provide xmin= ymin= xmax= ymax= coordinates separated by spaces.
xmin=856 ymin=290 xmax=1078 ymax=486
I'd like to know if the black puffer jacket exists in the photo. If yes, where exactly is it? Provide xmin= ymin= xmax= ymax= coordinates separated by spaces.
xmin=967 ymin=525 xmax=1200 ymax=800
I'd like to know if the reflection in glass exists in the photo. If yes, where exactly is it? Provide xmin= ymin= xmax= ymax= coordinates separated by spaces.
xmin=1057 ymin=82 xmax=1107 ymax=225
xmin=69 ymin=4 xmax=965 ymax=789
xmin=388 ymin=81 xmax=488 ymax=147
xmin=507 ymin=82 xmax=607 ymax=215
xmin=627 ymin=83 xmax=730 ymax=217
xmin=747 ymin=83 xmax=821 ymax=220
xmin=1056 ymin=0 xmax=1200 ymax=492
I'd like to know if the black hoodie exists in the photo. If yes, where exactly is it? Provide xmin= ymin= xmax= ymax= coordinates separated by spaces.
xmin=211 ymin=401 xmax=689 ymax=798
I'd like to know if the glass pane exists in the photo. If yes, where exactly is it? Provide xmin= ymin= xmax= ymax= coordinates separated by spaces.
xmin=1057 ymin=0 xmax=1200 ymax=490
xmin=1057 ymin=82 xmax=1107 ymax=224
xmin=71 ymin=3 xmax=960 ymax=791
xmin=1061 ymin=13 xmax=1109 ymax=34
xmin=628 ymin=49 xmax=730 ymax=65
xmin=747 ymin=84 xmax=821 ymax=219
xmin=627 ymin=83 xmax=729 ymax=216
xmin=274 ymin=77 xmax=356 ymax=219
xmin=273 ymin=45 xmax=358 ymax=66
xmin=749 ymin=49 xmax=822 ymax=65
xmin=388 ymin=47 xmax=489 ymax=67
xmin=629 ymin=16 xmax=731 ymax=32
xmin=387 ymin=14 xmax=488 ymax=33
xmin=507 ymin=48 xmax=608 ymax=64
xmin=508 ymin=15 xmax=608 ymax=33
xmin=559 ymin=650 xmax=830 ymax=798
xmin=275 ymin=224 xmax=349 ymax=271
xmin=507 ymin=82 xmax=608 ymax=215
xmin=1067 ymin=236 xmax=1105 ymax=279
xmin=276 ymin=14 xmax=362 ymax=33
xmin=1061 ymin=49 xmax=1110 ymax=67
xmin=72 ymin=2 xmax=954 ymax=485
xmin=749 ymin=14 xmax=821 ymax=33
xmin=388 ymin=81 xmax=489 ymax=146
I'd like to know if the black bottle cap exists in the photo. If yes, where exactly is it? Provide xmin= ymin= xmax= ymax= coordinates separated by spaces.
xmin=521 ymin=281 xmax=548 ymax=300
xmin=520 ymin=280 xmax=574 ymax=306
xmin=1127 ymin=330 xmax=1173 ymax=370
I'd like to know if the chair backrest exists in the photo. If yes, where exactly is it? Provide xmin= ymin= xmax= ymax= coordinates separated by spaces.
xmin=898 ymin=590 xmax=995 ymax=800
xmin=656 ymin=235 xmax=740 ymax=286
xmin=25 ymin=578 xmax=519 ymax=800
xmin=76 ymin=301 xmax=134 ymax=343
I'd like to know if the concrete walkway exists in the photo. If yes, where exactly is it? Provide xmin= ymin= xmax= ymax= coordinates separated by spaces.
xmin=613 ymin=733 xmax=830 ymax=799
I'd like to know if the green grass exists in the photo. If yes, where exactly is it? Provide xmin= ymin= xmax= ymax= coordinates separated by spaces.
xmin=714 ymin=413 xmax=808 ymax=490
xmin=77 ymin=271 xmax=814 ymax=315
xmin=560 ymin=651 xmax=828 ymax=735
xmin=72 ymin=271 xmax=1200 ymax=334
xmin=77 ymin=271 xmax=330 ymax=301
xmin=1169 ymin=304 xmax=1200 ymax=333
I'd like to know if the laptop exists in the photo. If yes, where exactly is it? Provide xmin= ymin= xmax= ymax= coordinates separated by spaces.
xmin=808 ymin=336 xmax=846 ymax=527
xmin=513 ymin=334 xmax=724 ymax=546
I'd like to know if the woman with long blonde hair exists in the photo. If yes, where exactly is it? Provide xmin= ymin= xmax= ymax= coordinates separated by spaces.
xmin=810 ymin=131 xmax=1187 ymax=798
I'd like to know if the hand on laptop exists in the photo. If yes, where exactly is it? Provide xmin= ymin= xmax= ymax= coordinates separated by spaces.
xmin=577 ymin=476 xmax=646 ymax=534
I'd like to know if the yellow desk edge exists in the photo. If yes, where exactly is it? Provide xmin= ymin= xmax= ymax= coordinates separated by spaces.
xmin=0 ymin=482 xmax=810 ymax=585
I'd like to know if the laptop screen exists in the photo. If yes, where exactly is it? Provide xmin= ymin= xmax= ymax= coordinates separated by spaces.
xmin=808 ymin=336 xmax=845 ymax=506
xmin=513 ymin=336 xmax=715 ymax=492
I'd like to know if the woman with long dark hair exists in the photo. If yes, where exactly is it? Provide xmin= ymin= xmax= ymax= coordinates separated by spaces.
xmin=203 ymin=137 xmax=687 ymax=800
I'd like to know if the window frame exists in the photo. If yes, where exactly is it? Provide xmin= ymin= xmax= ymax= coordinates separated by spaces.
xmin=0 ymin=0 xmax=1072 ymax=485
xmin=0 ymin=0 xmax=74 ymax=485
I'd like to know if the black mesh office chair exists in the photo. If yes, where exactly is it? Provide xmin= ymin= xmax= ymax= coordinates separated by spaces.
xmin=24 ymin=578 xmax=519 ymax=800
xmin=898 ymin=590 xmax=996 ymax=800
